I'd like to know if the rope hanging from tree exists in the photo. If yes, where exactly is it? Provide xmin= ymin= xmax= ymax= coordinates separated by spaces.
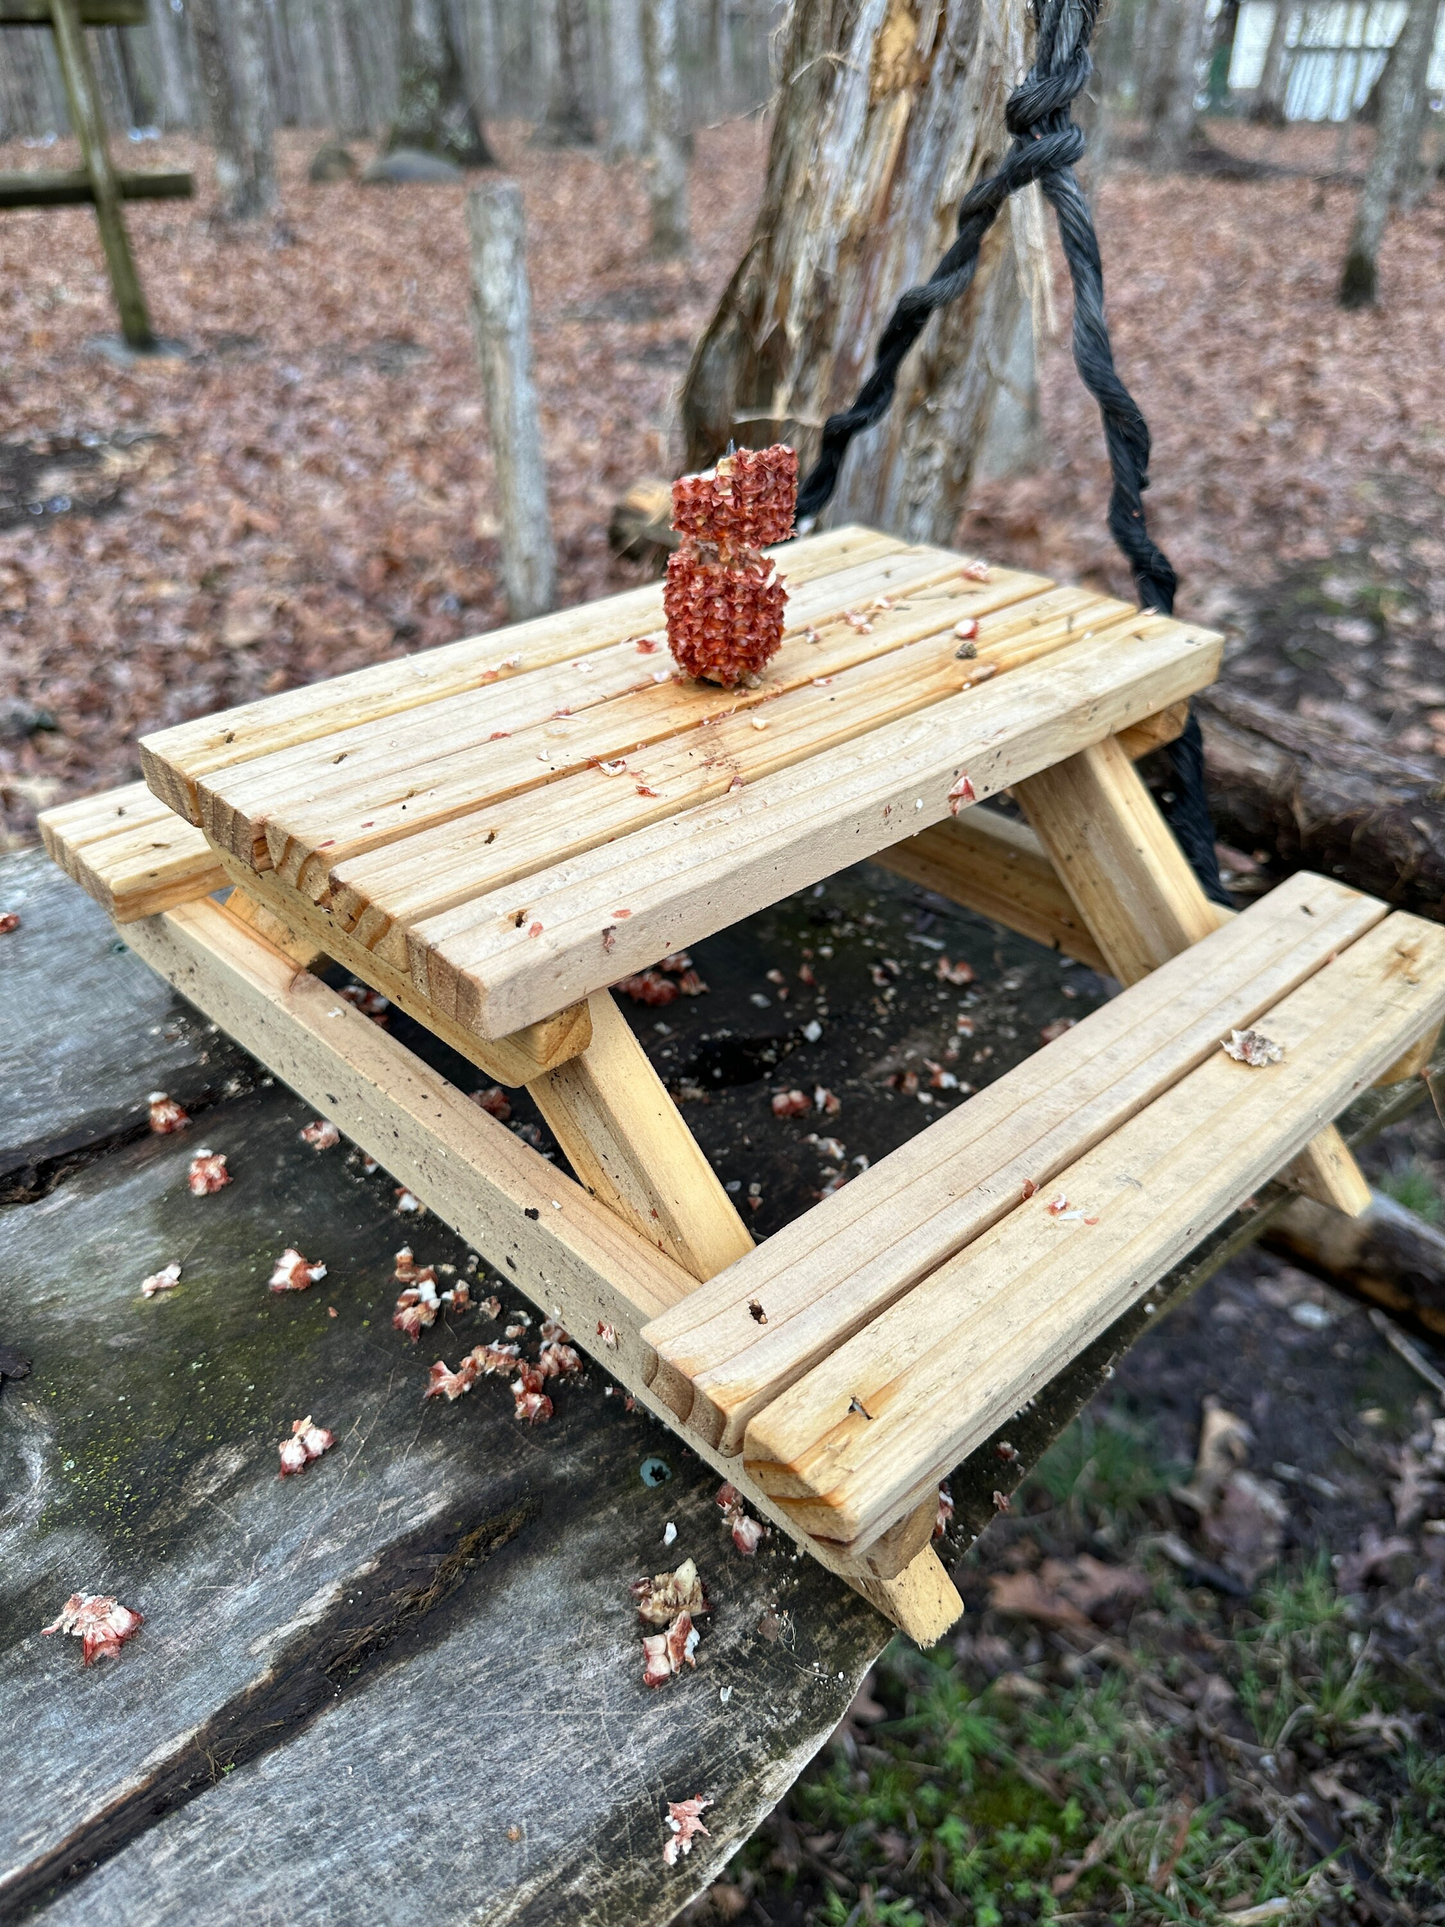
xmin=796 ymin=0 xmax=1228 ymax=905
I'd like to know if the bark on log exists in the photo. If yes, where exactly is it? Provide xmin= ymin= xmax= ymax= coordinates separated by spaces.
xmin=388 ymin=0 xmax=494 ymax=168
xmin=680 ymin=0 xmax=1046 ymax=545
xmin=1267 ymin=1190 xmax=1445 ymax=1340
xmin=467 ymin=181 xmax=557 ymax=622
xmin=1197 ymin=685 xmax=1445 ymax=921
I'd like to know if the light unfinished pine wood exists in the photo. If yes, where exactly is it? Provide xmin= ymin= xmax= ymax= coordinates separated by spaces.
xmin=207 ymin=560 xmax=1066 ymax=889
xmin=225 ymin=886 xmax=329 ymax=970
xmin=139 ymin=523 xmax=904 ymax=822
xmin=1114 ymin=699 xmax=1189 ymax=760
xmin=741 ymin=910 xmax=1445 ymax=1552
xmin=1015 ymin=734 xmax=1373 ymax=1216
xmin=641 ymin=872 xmax=1385 ymax=1452
xmin=1377 ymin=1023 xmax=1440 ymax=1085
xmin=1014 ymin=734 xmax=1223 ymax=982
xmin=1281 ymin=1124 xmax=1373 ymax=1217
xmin=874 ymin=809 xmax=1109 ymax=973
xmin=116 ymin=894 xmax=962 ymax=1642
xmin=411 ymin=616 xmax=1224 ymax=1040
xmin=315 ymin=592 xmax=1138 ymax=967
xmin=209 ymin=845 xmax=594 ymax=1088
xmin=526 ymin=989 xmax=755 ymax=1282
xmin=40 ymin=782 xmax=227 ymax=921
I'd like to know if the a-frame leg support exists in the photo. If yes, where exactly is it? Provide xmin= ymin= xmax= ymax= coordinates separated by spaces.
xmin=1015 ymin=734 xmax=1372 ymax=1218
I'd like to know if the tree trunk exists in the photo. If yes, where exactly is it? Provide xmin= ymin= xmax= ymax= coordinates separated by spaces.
xmin=1140 ymin=0 xmax=1184 ymax=124
xmin=1249 ymin=1 xmax=1294 ymax=123
xmin=322 ymin=0 xmax=367 ymax=137
xmin=388 ymin=0 xmax=495 ymax=166
xmin=537 ymin=0 xmax=594 ymax=144
xmin=680 ymin=0 xmax=1045 ymax=546
xmin=188 ymin=0 xmax=276 ymax=219
xmin=1153 ymin=0 xmax=1211 ymax=166
xmin=606 ymin=0 xmax=649 ymax=159
xmin=1197 ymin=685 xmax=1445 ymax=919
xmin=1339 ymin=0 xmax=1441 ymax=306
xmin=467 ymin=180 xmax=558 ymax=620
xmin=641 ymin=0 xmax=688 ymax=257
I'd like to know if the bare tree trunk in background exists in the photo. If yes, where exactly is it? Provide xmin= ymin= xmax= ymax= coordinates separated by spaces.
xmin=642 ymin=0 xmax=688 ymax=256
xmin=1250 ymin=1 xmax=1294 ymax=122
xmin=1153 ymin=0 xmax=1210 ymax=166
xmin=323 ymin=0 xmax=367 ymax=137
xmin=606 ymin=0 xmax=649 ymax=159
xmin=232 ymin=0 xmax=278 ymax=207
xmin=1339 ymin=0 xmax=1441 ymax=305
xmin=537 ymin=0 xmax=594 ymax=143
xmin=681 ymin=0 xmax=1046 ymax=546
xmin=189 ymin=0 xmax=277 ymax=217
xmin=146 ymin=2 xmax=194 ymax=128
xmin=389 ymin=0 xmax=495 ymax=165
xmin=1140 ymin=0 xmax=1183 ymax=125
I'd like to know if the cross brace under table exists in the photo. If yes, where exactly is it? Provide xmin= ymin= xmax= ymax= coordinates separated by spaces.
xmin=41 ymin=526 xmax=1445 ymax=1640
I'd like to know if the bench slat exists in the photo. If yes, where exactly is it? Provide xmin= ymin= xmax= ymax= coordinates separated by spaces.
xmin=741 ymin=909 xmax=1445 ymax=1551
xmin=39 ymin=781 xmax=226 ymax=920
xmin=640 ymin=872 xmax=1383 ymax=1451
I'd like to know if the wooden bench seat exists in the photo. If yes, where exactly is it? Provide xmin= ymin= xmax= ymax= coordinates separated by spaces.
xmin=649 ymin=892 xmax=1445 ymax=1558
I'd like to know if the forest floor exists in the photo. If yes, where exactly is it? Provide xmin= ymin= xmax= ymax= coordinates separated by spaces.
xmin=3 ymin=109 xmax=1445 ymax=1927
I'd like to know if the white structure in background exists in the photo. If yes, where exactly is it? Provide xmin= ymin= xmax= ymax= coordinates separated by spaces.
xmin=1230 ymin=2 xmax=1445 ymax=119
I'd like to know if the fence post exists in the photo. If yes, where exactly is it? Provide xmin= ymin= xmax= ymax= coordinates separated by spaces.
xmin=466 ymin=180 xmax=557 ymax=622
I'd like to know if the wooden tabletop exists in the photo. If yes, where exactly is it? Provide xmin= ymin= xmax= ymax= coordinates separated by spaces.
xmin=139 ymin=526 xmax=1222 ymax=1043
xmin=0 ymin=849 xmax=886 ymax=1924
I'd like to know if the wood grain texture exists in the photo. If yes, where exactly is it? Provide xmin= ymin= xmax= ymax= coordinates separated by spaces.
xmin=412 ymin=617 xmax=1223 ymax=1039
xmin=39 ymin=781 xmax=226 ymax=921
xmin=317 ymin=587 xmax=1130 ymax=967
xmin=1016 ymin=734 xmax=1373 ymax=1216
xmin=0 ymin=1071 xmax=885 ymax=1925
xmin=203 ymin=555 xmax=1056 ymax=888
xmin=873 ymin=808 xmax=1109 ymax=973
xmin=209 ymin=846 xmax=593 ymax=1088
xmin=1281 ymin=1123 xmax=1373 ymax=1218
xmin=137 ymin=525 xmax=904 ymax=821
xmin=641 ymin=873 xmax=1384 ymax=1453
xmin=526 ymin=989 xmax=756 ymax=1281
xmin=1014 ymin=734 xmax=1223 ymax=982
xmin=741 ymin=911 xmax=1445 ymax=1551
xmin=117 ymin=895 xmax=961 ymax=1639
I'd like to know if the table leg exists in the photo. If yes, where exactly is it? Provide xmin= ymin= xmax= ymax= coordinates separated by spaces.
xmin=1015 ymin=734 xmax=1371 ymax=1218
xmin=526 ymin=990 xmax=756 ymax=1283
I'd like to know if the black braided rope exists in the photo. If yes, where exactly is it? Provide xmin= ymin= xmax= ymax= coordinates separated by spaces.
xmin=797 ymin=0 xmax=1228 ymax=905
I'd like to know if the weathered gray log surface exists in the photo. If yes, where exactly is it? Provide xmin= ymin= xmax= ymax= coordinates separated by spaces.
xmin=0 ymin=856 xmax=883 ymax=1924
xmin=0 ymin=849 xmax=253 ymax=1198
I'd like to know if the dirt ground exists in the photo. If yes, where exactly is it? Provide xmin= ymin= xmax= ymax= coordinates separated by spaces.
xmin=3 ymin=109 xmax=1445 ymax=1926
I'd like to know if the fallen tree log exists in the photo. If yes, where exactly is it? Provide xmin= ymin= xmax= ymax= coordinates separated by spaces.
xmin=1197 ymin=686 xmax=1445 ymax=921
xmin=1266 ymin=1188 xmax=1445 ymax=1340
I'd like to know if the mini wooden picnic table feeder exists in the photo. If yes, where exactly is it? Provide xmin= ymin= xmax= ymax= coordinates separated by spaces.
xmin=37 ymin=0 xmax=1445 ymax=1642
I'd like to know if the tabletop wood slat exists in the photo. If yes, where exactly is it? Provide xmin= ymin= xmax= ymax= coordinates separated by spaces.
xmin=138 ymin=525 xmax=905 ymax=820
xmin=408 ymin=616 xmax=1223 ymax=1038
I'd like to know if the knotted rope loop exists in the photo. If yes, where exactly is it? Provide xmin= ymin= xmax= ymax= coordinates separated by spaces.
xmin=795 ymin=0 xmax=1226 ymax=902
